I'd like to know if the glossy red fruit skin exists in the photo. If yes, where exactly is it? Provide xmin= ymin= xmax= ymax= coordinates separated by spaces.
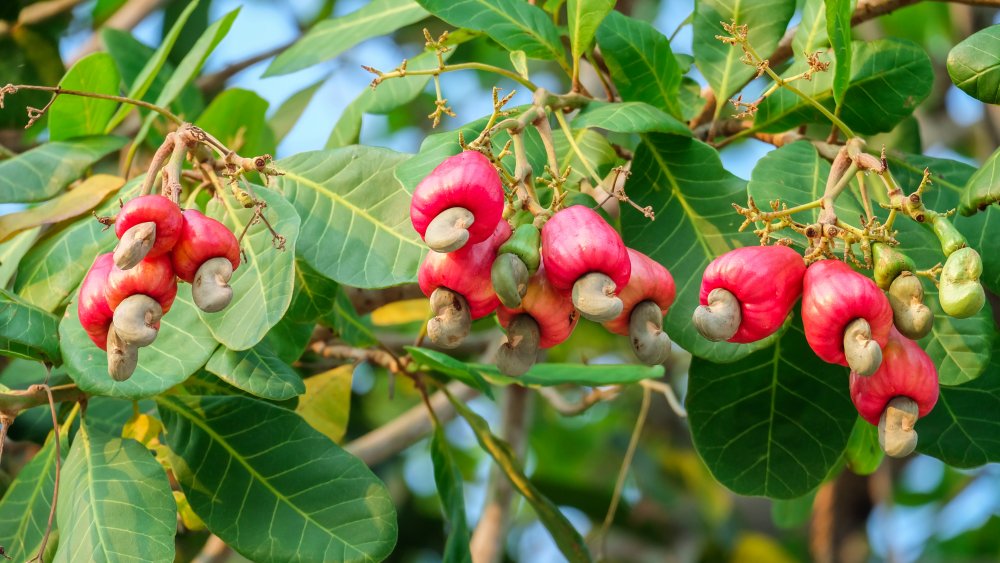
xmin=171 ymin=209 xmax=241 ymax=283
xmin=410 ymin=151 xmax=504 ymax=245
xmin=418 ymin=220 xmax=511 ymax=319
xmin=497 ymin=265 xmax=579 ymax=348
xmin=802 ymin=259 xmax=893 ymax=366
xmin=78 ymin=253 xmax=116 ymax=350
xmin=699 ymin=245 xmax=805 ymax=343
xmin=114 ymin=195 xmax=184 ymax=257
xmin=105 ymin=254 xmax=178 ymax=313
xmin=604 ymin=249 xmax=676 ymax=336
xmin=850 ymin=326 xmax=939 ymax=425
xmin=541 ymin=205 xmax=630 ymax=292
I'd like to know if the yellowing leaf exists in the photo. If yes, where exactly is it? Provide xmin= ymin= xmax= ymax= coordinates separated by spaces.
xmin=0 ymin=174 xmax=124 ymax=243
xmin=122 ymin=412 xmax=163 ymax=448
xmin=296 ymin=366 xmax=353 ymax=443
xmin=371 ymin=298 xmax=429 ymax=326
xmin=173 ymin=490 xmax=206 ymax=531
xmin=731 ymin=533 xmax=798 ymax=563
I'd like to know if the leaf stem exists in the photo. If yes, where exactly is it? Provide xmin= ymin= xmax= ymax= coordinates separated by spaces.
xmin=372 ymin=62 xmax=538 ymax=91
xmin=2 ymin=84 xmax=183 ymax=125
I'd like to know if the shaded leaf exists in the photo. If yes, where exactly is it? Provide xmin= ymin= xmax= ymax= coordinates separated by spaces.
xmin=0 ymin=288 xmax=61 ymax=363
xmin=324 ymin=289 xmax=378 ymax=348
xmin=296 ymin=366 xmax=353 ymax=443
xmin=959 ymin=145 xmax=1000 ymax=216
xmin=0 ymin=136 xmax=126 ymax=203
xmin=572 ymin=101 xmax=690 ymax=136
xmin=430 ymin=424 xmax=473 ymax=563
xmin=405 ymin=346 xmax=493 ymax=396
xmin=0 ymin=174 xmax=124 ymax=244
xmin=0 ymin=432 xmax=61 ymax=560
xmin=0 ymin=228 xmax=40 ymax=288
xmin=49 ymin=53 xmax=120 ymax=140
xmin=826 ymin=0 xmax=853 ymax=107
xmin=947 ymin=24 xmax=1000 ymax=105
xmin=288 ymin=258 xmax=339 ymax=323
xmin=206 ymin=343 xmax=305 ymax=401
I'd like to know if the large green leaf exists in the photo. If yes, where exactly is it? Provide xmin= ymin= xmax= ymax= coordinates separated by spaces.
xmin=755 ymin=39 xmax=933 ymax=135
xmin=60 ymin=285 xmax=218 ymax=399
xmin=917 ymin=342 xmax=1000 ymax=468
xmin=288 ymin=258 xmax=339 ymax=323
xmin=687 ymin=322 xmax=856 ymax=498
xmin=417 ymin=0 xmax=566 ymax=63
xmin=693 ymin=0 xmax=796 ymax=117
xmin=0 ymin=288 xmax=61 ymax=363
xmin=202 ymin=187 xmax=299 ymax=350
xmin=791 ymin=0 xmax=829 ymax=55
xmin=0 ymin=136 xmax=125 ymax=203
xmin=49 ymin=53 xmax=120 ymax=140
xmin=430 ymin=424 xmax=473 ymax=563
xmin=276 ymin=146 xmax=423 ymax=288
xmin=620 ymin=134 xmax=771 ymax=362
xmin=571 ymin=101 xmax=690 ymax=136
xmin=265 ymin=0 xmax=429 ymax=77
xmin=0 ymin=432 xmax=61 ymax=560
xmin=195 ymin=88 xmax=276 ymax=157
xmin=157 ymin=394 xmax=398 ymax=562
xmin=567 ymin=0 xmax=614 ymax=74
xmin=959 ymin=146 xmax=1000 ymax=216
xmin=323 ymin=289 xmax=379 ymax=348
xmin=826 ymin=0 xmax=853 ymax=107
xmin=205 ymin=343 xmax=305 ymax=401
xmin=296 ymin=366 xmax=353 ymax=444
xmin=947 ymin=24 xmax=1000 ymax=105
xmin=54 ymin=423 xmax=175 ymax=562
xmin=595 ymin=11 xmax=683 ymax=119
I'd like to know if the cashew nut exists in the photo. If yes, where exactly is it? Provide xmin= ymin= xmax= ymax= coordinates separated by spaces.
xmin=496 ymin=314 xmax=541 ymax=376
xmin=878 ymin=396 xmax=920 ymax=458
xmin=112 ymin=294 xmax=163 ymax=347
xmin=844 ymin=318 xmax=882 ymax=376
xmin=571 ymin=272 xmax=623 ymax=322
xmin=629 ymin=300 xmax=671 ymax=365
xmin=106 ymin=326 xmax=138 ymax=382
xmin=427 ymin=287 xmax=472 ymax=348
xmin=491 ymin=253 xmax=529 ymax=309
xmin=193 ymin=257 xmax=235 ymax=313
xmin=692 ymin=287 xmax=741 ymax=342
xmin=888 ymin=272 xmax=933 ymax=340
xmin=113 ymin=221 xmax=157 ymax=270
xmin=424 ymin=207 xmax=475 ymax=252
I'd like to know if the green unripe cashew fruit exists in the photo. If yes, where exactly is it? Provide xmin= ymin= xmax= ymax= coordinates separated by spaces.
xmin=492 ymin=223 xmax=542 ymax=309
xmin=939 ymin=247 xmax=986 ymax=318
xmin=928 ymin=216 xmax=967 ymax=257
xmin=888 ymin=272 xmax=933 ymax=340
xmin=498 ymin=223 xmax=541 ymax=273
xmin=872 ymin=243 xmax=916 ymax=290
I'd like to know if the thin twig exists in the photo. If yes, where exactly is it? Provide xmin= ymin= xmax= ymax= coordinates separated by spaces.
xmin=2 ymin=84 xmax=183 ymax=125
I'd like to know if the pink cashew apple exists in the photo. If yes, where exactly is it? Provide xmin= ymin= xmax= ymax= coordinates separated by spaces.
xmin=113 ymin=194 xmax=184 ymax=269
xmin=604 ymin=249 xmax=676 ymax=365
xmin=78 ymin=253 xmax=117 ymax=350
xmin=171 ymin=209 xmax=241 ymax=313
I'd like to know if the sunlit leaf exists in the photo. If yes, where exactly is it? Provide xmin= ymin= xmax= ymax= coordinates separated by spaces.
xmin=0 ymin=174 xmax=123 ymax=244
xmin=49 ymin=53 xmax=120 ymax=140
xmin=947 ymin=23 xmax=1000 ymax=104
xmin=0 ymin=288 xmax=61 ymax=363
xmin=296 ymin=366 xmax=353 ymax=443
xmin=205 ymin=342 xmax=305 ymax=401
xmin=0 ymin=136 xmax=125 ymax=203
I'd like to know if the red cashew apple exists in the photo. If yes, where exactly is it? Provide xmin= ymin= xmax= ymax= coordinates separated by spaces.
xmin=78 ymin=253 xmax=116 ymax=350
xmin=604 ymin=249 xmax=676 ymax=365
xmin=693 ymin=245 xmax=805 ymax=344
xmin=802 ymin=259 xmax=893 ymax=376
xmin=418 ymin=220 xmax=511 ymax=348
xmin=850 ymin=327 xmax=939 ymax=458
xmin=541 ymin=205 xmax=631 ymax=322
xmin=410 ymin=150 xmax=504 ymax=253
xmin=495 ymin=265 xmax=579 ymax=375
xmin=113 ymin=194 xmax=184 ymax=270
xmin=171 ymin=209 xmax=241 ymax=313
xmin=105 ymin=254 xmax=177 ymax=348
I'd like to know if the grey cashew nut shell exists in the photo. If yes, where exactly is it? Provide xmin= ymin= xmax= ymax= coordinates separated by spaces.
xmin=427 ymin=287 xmax=472 ymax=349
xmin=113 ymin=221 xmax=157 ymax=270
xmin=424 ymin=207 xmax=475 ymax=253
xmin=692 ymin=287 xmax=740 ymax=342
xmin=112 ymin=294 xmax=163 ymax=347
xmin=878 ymin=396 xmax=919 ymax=458
xmin=629 ymin=300 xmax=671 ymax=365
xmin=888 ymin=272 xmax=933 ymax=340
xmin=496 ymin=314 xmax=541 ymax=376
xmin=193 ymin=257 xmax=235 ymax=313
xmin=844 ymin=318 xmax=882 ymax=376
xmin=571 ymin=272 xmax=623 ymax=323
xmin=491 ymin=252 xmax=529 ymax=309
xmin=106 ymin=326 xmax=138 ymax=382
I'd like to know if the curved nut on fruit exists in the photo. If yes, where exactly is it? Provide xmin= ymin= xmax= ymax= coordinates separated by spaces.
xmin=878 ymin=396 xmax=920 ymax=458
xmin=112 ymin=294 xmax=163 ymax=347
xmin=427 ymin=288 xmax=471 ymax=348
xmin=106 ymin=327 xmax=138 ymax=382
xmin=571 ymin=272 xmax=623 ymax=323
xmin=496 ymin=314 xmax=541 ymax=376
xmin=113 ymin=221 xmax=156 ymax=270
xmin=888 ymin=273 xmax=933 ymax=340
xmin=491 ymin=253 xmax=529 ymax=309
xmin=692 ymin=288 xmax=740 ymax=342
xmin=629 ymin=300 xmax=671 ymax=365
xmin=193 ymin=257 xmax=235 ymax=313
xmin=844 ymin=318 xmax=882 ymax=376
xmin=424 ymin=207 xmax=475 ymax=252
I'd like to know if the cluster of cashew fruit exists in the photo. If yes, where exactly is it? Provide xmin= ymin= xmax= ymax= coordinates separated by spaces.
xmin=693 ymin=244 xmax=948 ymax=458
xmin=412 ymin=151 xmax=676 ymax=376
xmin=78 ymin=195 xmax=240 ymax=381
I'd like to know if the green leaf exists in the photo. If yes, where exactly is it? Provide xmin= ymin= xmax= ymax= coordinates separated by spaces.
xmin=959 ymin=146 xmax=1000 ymax=216
xmin=417 ymin=0 xmax=566 ymax=63
xmin=103 ymin=0 xmax=201 ymax=131
xmin=49 ymin=53 xmax=120 ymax=140
xmin=947 ymin=24 xmax=1000 ymax=104
xmin=917 ymin=341 xmax=1000 ymax=468
xmin=430 ymin=425 xmax=473 ymax=563
xmin=0 ymin=136 xmax=126 ymax=203
xmin=296 ymin=366 xmax=353 ymax=443
xmin=270 ymin=81 xmax=324 ymax=140
xmin=0 ymin=228 xmax=40 ymax=289
xmin=288 ymin=258 xmax=339 ymax=323
xmin=825 ymin=0 xmax=853 ymax=107
xmin=844 ymin=416 xmax=883 ymax=475
xmin=157 ymin=394 xmax=398 ymax=562
xmin=693 ymin=0 xmax=796 ymax=118
xmin=771 ymin=491 xmax=816 ymax=529
xmin=792 ymin=0 xmax=829 ymax=55
xmin=572 ymin=101 xmax=690 ymax=136
xmin=265 ymin=0 xmax=429 ymax=77
xmin=621 ymin=134 xmax=771 ymax=362
xmin=567 ymin=0 xmax=614 ymax=70
xmin=687 ymin=322 xmax=856 ymax=499
xmin=205 ymin=343 xmax=305 ymax=401
xmin=323 ymin=288 xmax=379 ymax=347
xmin=405 ymin=347 xmax=494 ymax=396
xmin=595 ymin=11 xmax=683 ymax=119
xmin=262 ymin=317 xmax=314 ymax=365
xmin=756 ymin=39 xmax=933 ymax=135
xmin=60 ymin=285 xmax=218 ymax=399
xmin=0 ymin=432 xmax=61 ymax=560
xmin=0 ymin=288 xmax=61 ymax=363
xmin=0 ymin=174 xmax=124 ymax=244
xmin=195 ymin=88 xmax=276 ymax=157
xmin=202 ymin=187 xmax=299 ymax=350
xmin=276 ymin=146 xmax=424 ymax=288
xmin=54 ymin=423 xmax=175 ymax=562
